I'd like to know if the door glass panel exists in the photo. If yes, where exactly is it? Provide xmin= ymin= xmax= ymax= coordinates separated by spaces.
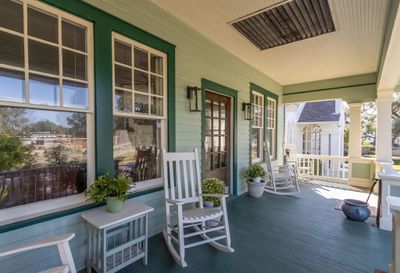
xmin=63 ymin=50 xmax=87 ymax=80
xmin=150 ymin=75 xmax=163 ymax=96
xmin=134 ymin=70 xmax=148 ymax=93
xmin=213 ymin=136 xmax=219 ymax=152
xmin=205 ymin=118 xmax=211 ymax=135
xmin=213 ymin=119 xmax=219 ymax=135
xmin=134 ymin=94 xmax=149 ymax=114
xmin=151 ymin=97 xmax=163 ymax=116
xmin=114 ymin=40 xmax=131 ymax=65
xmin=220 ymin=103 xmax=226 ymax=119
xmin=205 ymin=136 xmax=211 ymax=152
xmin=62 ymin=20 xmax=86 ymax=52
xmin=62 ymin=80 xmax=88 ymax=109
xmin=28 ymin=7 xmax=58 ymax=43
xmin=150 ymin=54 xmax=163 ymax=75
xmin=206 ymin=154 xmax=211 ymax=171
xmin=221 ymin=153 xmax=226 ymax=167
xmin=213 ymin=101 xmax=219 ymax=118
xmin=220 ymin=119 xmax=226 ymax=135
xmin=29 ymin=40 xmax=59 ymax=75
xmin=205 ymin=100 xmax=212 ymax=117
xmin=213 ymin=154 xmax=219 ymax=169
xmin=0 ymin=0 xmax=23 ymax=33
xmin=220 ymin=136 xmax=226 ymax=152
xmin=0 ymin=32 xmax=24 ymax=68
xmin=29 ymin=74 xmax=60 ymax=106
xmin=115 ymin=90 xmax=132 ymax=112
xmin=114 ymin=65 xmax=132 ymax=89
xmin=0 ymin=68 xmax=25 ymax=103
xmin=134 ymin=47 xmax=148 ymax=70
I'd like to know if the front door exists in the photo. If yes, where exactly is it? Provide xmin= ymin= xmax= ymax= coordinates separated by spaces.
xmin=204 ymin=91 xmax=231 ymax=192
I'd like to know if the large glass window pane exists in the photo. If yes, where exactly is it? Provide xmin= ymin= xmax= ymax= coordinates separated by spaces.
xmin=29 ymin=40 xmax=59 ymax=75
xmin=0 ymin=32 xmax=24 ymax=68
xmin=150 ymin=54 xmax=163 ymax=75
xmin=29 ymin=74 xmax=60 ymax=106
xmin=62 ymin=20 xmax=86 ymax=52
xmin=115 ymin=90 xmax=132 ymax=112
xmin=0 ymin=68 xmax=25 ymax=103
xmin=114 ymin=41 xmax=131 ymax=66
xmin=0 ymin=0 xmax=23 ymax=33
xmin=134 ymin=94 xmax=149 ymax=114
xmin=113 ymin=117 xmax=161 ymax=182
xmin=134 ymin=70 xmax=148 ymax=93
xmin=62 ymin=80 xmax=88 ymax=109
xmin=251 ymin=128 xmax=260 ymax=160
xmin=114 ymin=65 xmax=132 ymax=89
xmin=28 ymin=6 xmax=58 ymax=43
xmin=134 ymin=47 xmax=148 ymax=70
xmin=0 ymin=106 xmax=87 ymax=209
xmin=150 ymin=75 xmax=163 ymax=96
xmin=63 ymin=50 xmax=87 ymax=80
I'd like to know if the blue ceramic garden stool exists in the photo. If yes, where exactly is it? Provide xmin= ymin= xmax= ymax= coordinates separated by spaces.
xmin=342 ymin=199 xmax=371 ymax=222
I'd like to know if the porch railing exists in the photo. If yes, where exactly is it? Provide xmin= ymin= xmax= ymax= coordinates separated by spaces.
xmin=295 ymin=154 xmax=349 ymax=182
xmin=0 ymin=163 xmax=87 ymax=209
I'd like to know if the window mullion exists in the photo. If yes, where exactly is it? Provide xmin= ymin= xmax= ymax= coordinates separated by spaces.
xmin=23 ymin=1 xmax=29 ymax=104
xmin=58 ymin=15 xmax=63 ymax=107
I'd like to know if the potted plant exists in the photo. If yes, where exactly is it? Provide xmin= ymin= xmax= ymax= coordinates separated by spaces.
xmin=245 ymin=164 xmax=267 ymax=198
xmin=201 ymin=178 xmax=225 ymax=208
xmin=85 ymin=172 xmax=133 ymax=213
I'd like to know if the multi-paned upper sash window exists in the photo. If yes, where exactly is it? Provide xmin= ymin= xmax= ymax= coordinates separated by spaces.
xmin=266 ymin=97 xmax=277 ymax=159
xmin=112 ymin=33 xmax=166 ymax=188
xmin=251 ymin=92 xmax=264 ymax=162
xmin=0 ymin=0 xmax=94 ymax=210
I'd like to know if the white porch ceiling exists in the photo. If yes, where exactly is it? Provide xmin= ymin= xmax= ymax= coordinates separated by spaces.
xmin=152 ymin=0 xmax=389 ymax=85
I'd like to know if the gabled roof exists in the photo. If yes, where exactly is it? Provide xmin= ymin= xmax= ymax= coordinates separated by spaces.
xmin=298 ymin=100 xmax=340 ymax=123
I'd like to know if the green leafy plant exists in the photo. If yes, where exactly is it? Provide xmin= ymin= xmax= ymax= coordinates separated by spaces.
xmin=245 ymin=164 xmax=267 ymax=179
xmin=85 ymin=172 xmax=133 ymax=204
xmin=0 ymin=134 xmax=28 ymax=172
xmin=201 ymin=177 xmax=225 ymax=206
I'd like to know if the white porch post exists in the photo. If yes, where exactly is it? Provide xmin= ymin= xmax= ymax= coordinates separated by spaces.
xmin=376 ymin=90 xmax=394 ymax=166
xmin=348 ymin=103 xmax=362 ymax=158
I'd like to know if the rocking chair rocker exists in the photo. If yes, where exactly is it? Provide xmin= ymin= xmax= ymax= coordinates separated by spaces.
xmin=264 ymin=143 xmax=300 ymax=195
xmin=162 ymin=149 xmax=234 ymax=267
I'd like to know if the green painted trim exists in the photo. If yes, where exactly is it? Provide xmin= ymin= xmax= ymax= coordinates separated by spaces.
xmin=0 ymin=0 xmax=176 ymax=233
xmin=250 ymin=83 xmax=279 ymax=160
xmin=201 ymin=79 xmax=239 ymax=196
xmin=283 ymin=82 xmax=376 ymax=96
xmin=0 ymin=187 xmax=163 ymax=234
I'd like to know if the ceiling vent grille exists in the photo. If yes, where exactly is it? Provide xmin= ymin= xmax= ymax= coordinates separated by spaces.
xmin=231 ymin=0 xmax=335 ymax=50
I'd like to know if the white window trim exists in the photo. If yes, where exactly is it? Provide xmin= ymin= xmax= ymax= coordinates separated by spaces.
xmin=0 ymin=0 xmax=95 ymax=224
xmin=251 ymin=91 xmax=264 ymax=163
xmin=266 ymin=97 xmax=277 ymax=159
xmin=112 ymin=32 xmax=167 ymax=189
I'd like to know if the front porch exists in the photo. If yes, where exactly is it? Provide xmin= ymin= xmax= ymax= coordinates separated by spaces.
xmin=119 ymin=185 xmax=391 ymax=273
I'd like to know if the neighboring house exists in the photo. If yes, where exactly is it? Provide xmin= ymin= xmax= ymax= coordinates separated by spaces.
xmin=285 ymin=100 xmax=345 ymax=156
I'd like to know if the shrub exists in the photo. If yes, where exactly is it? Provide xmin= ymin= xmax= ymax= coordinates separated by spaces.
xmin=201 ymin=177 xmax=225 ymax=206
xmin=245 ymin=164 xmax=267 ymax=179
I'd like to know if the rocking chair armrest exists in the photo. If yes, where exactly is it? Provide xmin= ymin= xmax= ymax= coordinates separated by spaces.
xmin=165 ymin=198 xmax=184 ymax=206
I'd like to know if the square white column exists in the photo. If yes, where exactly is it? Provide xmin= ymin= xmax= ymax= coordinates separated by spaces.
xmin=348 ymin=103 xmax=362 ymax=158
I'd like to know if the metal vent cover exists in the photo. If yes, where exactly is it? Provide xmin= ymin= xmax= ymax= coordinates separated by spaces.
xmin=231 ymin=0 xmax=335 ymax=50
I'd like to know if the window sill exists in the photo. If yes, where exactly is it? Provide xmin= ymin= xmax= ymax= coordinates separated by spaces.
xmin=0 ymin=182 xmax=163 ymax=233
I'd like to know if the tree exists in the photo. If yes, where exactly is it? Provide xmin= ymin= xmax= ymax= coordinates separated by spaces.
xmin=0 ymin=134 xmax=28 ymax=172
xmin=0 ymin=107 xmax=28 ymax=135
xmin=23 ymin=144 xmax=39 ymax=169
xmin=29 ymin=120 xmax=65 ymax=135
xmin=45 ymin=144 xmax=69 ymax=166
xmin=67 ymin=113 xmax=86 ymax=138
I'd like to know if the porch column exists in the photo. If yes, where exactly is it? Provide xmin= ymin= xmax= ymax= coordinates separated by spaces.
xmin=348 ymin=103 xmax=362 ymax=158
xmin=376 ymin=90 xmax=394 ymax=167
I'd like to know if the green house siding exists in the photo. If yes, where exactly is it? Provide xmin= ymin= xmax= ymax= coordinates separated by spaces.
xmin=0 ymin=0 xmax=283 ymax=272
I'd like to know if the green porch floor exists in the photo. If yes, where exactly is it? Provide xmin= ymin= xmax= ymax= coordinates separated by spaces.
xmin=118 ymin=185 xmax=391 ymax=273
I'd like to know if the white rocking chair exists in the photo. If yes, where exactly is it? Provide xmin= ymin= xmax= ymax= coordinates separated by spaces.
xmin=162 ymin=149 xmax=234 ymax=267
xmin=264 ymin=144 xmax=300 ymax=196
xmin=0 ymin=233 xmax=76 ymax=273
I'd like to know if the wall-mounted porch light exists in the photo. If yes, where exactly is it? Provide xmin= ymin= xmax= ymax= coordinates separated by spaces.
xmin=187 ymin=86 xmax=202 ymax=112
xmin=242 ymin=102 xmax=253 ymax=120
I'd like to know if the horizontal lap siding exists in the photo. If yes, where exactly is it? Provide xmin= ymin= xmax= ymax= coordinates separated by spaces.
xmin=0 ymin=0 xmax=282 ymax=272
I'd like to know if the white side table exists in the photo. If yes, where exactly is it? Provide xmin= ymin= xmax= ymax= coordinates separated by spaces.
xmin=81 ymin=200 xmax=154 ymax=273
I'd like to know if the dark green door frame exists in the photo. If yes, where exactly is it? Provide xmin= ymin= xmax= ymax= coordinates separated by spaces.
xmin=249 ymin=83 xmax=279 ymax=163
xmin=201 ymin=79 xmax=238 ymax=196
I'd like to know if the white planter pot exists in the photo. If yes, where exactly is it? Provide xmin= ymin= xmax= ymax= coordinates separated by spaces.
xmin=252 ymin=177 xmax=261 ymax=183
xmin=247 ymin=180 xmax=266 ymax=198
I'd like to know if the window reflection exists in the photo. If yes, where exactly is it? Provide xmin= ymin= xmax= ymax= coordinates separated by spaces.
xmin=113 ymin=117 xmax=161 ymax=182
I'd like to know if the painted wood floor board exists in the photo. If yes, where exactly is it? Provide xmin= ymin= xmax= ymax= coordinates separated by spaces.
xmin=87 ymin=186 xmax=391 ymax=273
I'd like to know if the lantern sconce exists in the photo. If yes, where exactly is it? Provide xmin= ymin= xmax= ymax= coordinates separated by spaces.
xmin=187 ymin=86 xmax=202 ymax=112
xmin=242 ymin=102 xmax=253 ymax=120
